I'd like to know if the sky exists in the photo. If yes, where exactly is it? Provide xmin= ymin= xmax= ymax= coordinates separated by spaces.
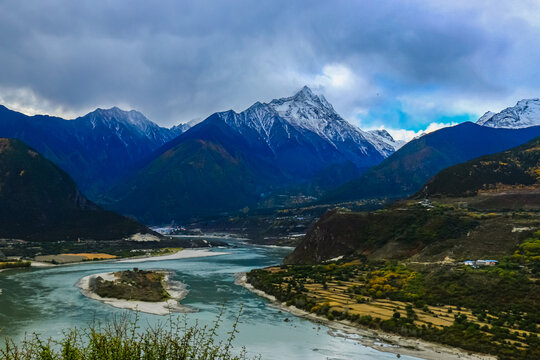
xmin=1 ymin=0 xmax=540 ymax=141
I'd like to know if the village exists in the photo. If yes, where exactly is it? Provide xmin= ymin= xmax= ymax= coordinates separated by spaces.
xmin=463 ymin=259 xmax=499 ymax=268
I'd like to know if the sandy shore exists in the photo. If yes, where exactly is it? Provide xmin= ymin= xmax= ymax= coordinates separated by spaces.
xmin=116 ymin=248 xmax=228 ymax=263
xmin=235 ymin=273 xmax=495 ymax=360
xmin=77 ymin=271 xmax=196 ymax=315
xmin=20 ymin=249 xmax=229 ymax=270
xmin=169 ymin=233 xmax=249 ymax=240
xmin=29 ymin=261 xmax=56 ymax=267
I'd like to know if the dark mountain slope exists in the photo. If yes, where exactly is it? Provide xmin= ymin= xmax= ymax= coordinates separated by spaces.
xmin=326 ymin=122 xmax=540 ymax=202
xmin=284 ymin=199 xmax=540 ymax=265
xmin=0 ymin=105 xmax=181 ymax=196
xmin=0 ymin=138 xmax=152 ymax=241
xmin=107 ymin=137 xmax=264 ymax=224
xmin=107 ymin=88 xmax=397 ymax=223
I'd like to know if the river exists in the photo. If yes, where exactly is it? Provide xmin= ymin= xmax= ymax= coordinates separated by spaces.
xmin=0 ymin=238 xmax=422 ymax=360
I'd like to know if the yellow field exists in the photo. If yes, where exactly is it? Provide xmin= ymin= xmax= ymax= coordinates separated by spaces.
xmin=262 ymin=266 xmax=530 ymax=348
xmin=301 ymin=281 xmax=463 ymax=329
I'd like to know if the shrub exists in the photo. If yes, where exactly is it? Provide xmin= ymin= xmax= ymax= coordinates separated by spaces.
xmin=1 ymin=309 xmax=258 ymax=360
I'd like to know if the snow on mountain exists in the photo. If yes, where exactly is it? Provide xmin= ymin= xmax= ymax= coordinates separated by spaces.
xmin=477 ymin=111 xmax=496 ymax=125
xmin=476 ymin=99 xmax=540 ymax=129
xmin=366 ymin=129 xmax=406 ymax=155
xmin=78 ymin=107 xmax=177 ymax=143
xmin=170 ymin=118 xmax=201 ymax=137
xmin=170 ymin=123 xmax=191 ymax=137
xmin=216 ymin=86 xmax=400 ymax=160
xmin=0 ymin=104 xmax=187 ymax=194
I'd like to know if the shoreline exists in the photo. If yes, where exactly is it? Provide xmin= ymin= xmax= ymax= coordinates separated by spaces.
xmin=235 ymin=273 xmax=495 ymax=360
xmin=16 ymin=248 xmax=228 ymax=270
xmin=116 ymin=248 xmax=228 ymax=263
xmin=169 ymin=233 xmax=249 ymax=240
xmin=76 ymin=270 xmax=196 ymax=315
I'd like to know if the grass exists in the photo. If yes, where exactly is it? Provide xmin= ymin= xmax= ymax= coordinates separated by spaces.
xmin=1 ymin=309 xmax=259 ymax=360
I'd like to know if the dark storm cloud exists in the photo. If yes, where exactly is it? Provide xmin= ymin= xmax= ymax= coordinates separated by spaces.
xmin=0 ymin=0 xmax=539 ymax=130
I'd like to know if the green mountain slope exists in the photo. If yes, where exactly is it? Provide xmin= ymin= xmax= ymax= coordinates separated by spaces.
xmin=107 ymin=139 xmax=264 ymax=224
xmin=418 ymin=136 xmax=540 ymax=198
xmin=0 ymin=138 xmax=152 ymax=241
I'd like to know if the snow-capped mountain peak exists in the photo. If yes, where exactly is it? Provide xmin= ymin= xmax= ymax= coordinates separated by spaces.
xmin=366 ymin=129 xmax=406 ymax=155
xmin=476 ymin=99 xmax=540 ymax=129
xmin=476 ymin=111 xmax=496 ymax=126
xmin=266 ymin=86 xmax=344 ymax=138
xmin=289 ymin=85 xmax=331 ymax=108
xmin=83 ymin=107 xmax=160 ymax=134
xmin=369 ymin=129 xmax=394 ymax=142
xmin=76 ymin=107 xmax=182 ymax=144
xmin=216 ymin=86 xmax=402 ymax=161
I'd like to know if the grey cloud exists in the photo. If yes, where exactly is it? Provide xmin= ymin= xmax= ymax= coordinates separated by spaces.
xmin=0 ymin=0 xmax=539 ymax=128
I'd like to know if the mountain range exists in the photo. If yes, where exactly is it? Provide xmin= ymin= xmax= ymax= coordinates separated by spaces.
xmin=106 ymin=87 xmax=404 ymax=223
xmin=325 ymin=122 xmax=540 ymax=203
xmin=0 ymin=105 xmax=184 ymax=195
xmin=2 ymin=89 xmax=540 ymax=226
xmin=0 ymin=87 xmax=403 ymax=218
xmin=157 ymin=86 xmax=402 ymax=178
xmin=0 ymin=138 xmax=153 ymax=241
xmin=285 ymin=137 xmax=540 ymax=265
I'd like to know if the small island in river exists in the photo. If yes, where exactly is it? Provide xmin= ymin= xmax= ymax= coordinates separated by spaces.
xmin=77 ymin=268 xmax=195 ymax=315
xmin=91 ymin=268 xmax=170 ymax=302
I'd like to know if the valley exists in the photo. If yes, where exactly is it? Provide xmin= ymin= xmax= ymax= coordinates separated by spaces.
xmin=3 ymin=3 xmax=540 ymax=359
xmin=243 ymin=137 xmax=540 ymax=359
xmin=1 ymin=88 xmax=540 ymax=360
xmin=0 ymin=238 xmax=430 ymax=360
xmin=246 ymin=200 xmax=540 ymax=358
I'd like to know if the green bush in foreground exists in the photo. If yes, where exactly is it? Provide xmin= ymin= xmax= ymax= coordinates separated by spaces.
xmin=1 ymin=309 xmax=259 ymax=360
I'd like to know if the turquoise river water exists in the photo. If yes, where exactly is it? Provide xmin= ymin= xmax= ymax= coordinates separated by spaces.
xmin=0 ymin=238 xmax=423 ymax=360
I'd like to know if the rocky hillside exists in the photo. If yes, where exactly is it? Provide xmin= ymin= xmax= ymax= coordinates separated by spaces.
xmin=284 ymin=201 xmax=539 ymax=265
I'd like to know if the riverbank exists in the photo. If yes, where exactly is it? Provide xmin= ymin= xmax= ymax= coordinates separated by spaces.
xmin=235 ymin=273 xmax=495 ymax=360
xmin=21 ymin=249 xmax=228 ymax=269
xmin=117 ymin=248 xmax=228 ymax=263
xmin=169 ymin=233 xmax=249 ymax=240
xmin=77 ymin=270 xmax=195 ymax=315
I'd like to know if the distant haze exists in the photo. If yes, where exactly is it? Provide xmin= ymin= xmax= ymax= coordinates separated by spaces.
xmin=1 ymin=0 xmax=540 ymax=141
